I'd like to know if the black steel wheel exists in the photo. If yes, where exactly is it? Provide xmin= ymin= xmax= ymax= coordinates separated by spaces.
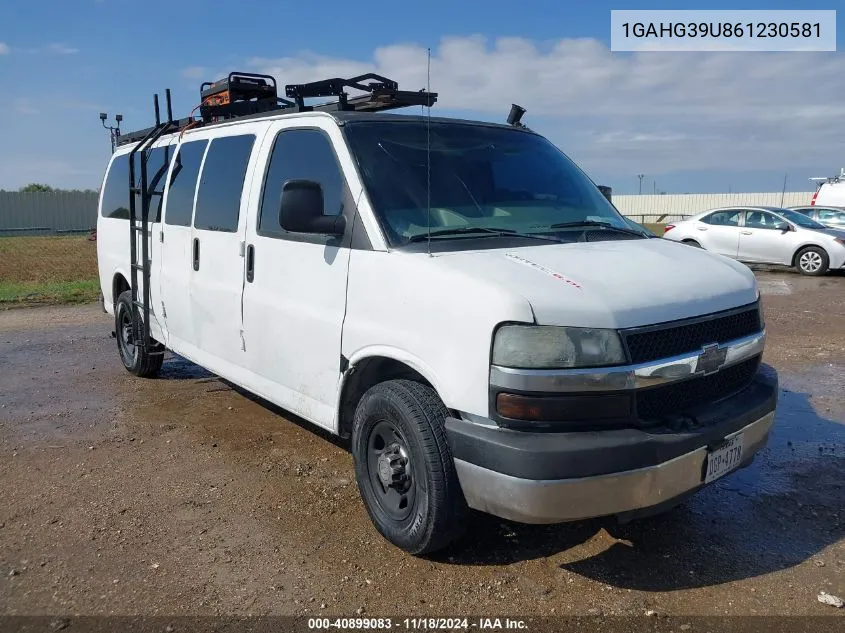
xmin=352 ymin=379 xmax=468 ymax=555
xmin=365 ymin=420 xmax=417 ymax=522
xmin=114 ymin=290 xmax=163 ymax=378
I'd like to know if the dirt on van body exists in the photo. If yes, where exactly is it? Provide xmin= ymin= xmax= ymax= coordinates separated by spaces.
xmin=0 ymin=269 xmax=843 ymax=621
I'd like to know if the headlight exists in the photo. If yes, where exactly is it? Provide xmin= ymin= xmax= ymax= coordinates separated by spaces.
xmin=492 ymin=324 xmax=626 ymax=369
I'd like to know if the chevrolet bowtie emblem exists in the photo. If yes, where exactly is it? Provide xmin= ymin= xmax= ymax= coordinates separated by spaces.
xmin=696 ymin=343 xmax=728 ymax=375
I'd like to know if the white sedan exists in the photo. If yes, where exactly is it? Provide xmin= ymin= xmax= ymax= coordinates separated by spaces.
xmin=663 ymin=206 xmax=845 ymax=276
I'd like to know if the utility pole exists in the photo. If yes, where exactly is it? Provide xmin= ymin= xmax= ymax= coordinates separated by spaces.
xmin=653 ymin=179 xmax=657 ymax=194
xmin=638 ymin=174 xmax=644 ymax=194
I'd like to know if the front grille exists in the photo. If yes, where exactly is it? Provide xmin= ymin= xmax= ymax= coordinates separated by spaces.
xmin=635 ymin=356 xmax=760 ymax=421
xmin=623 ymin=304 xmax=761 ymax=365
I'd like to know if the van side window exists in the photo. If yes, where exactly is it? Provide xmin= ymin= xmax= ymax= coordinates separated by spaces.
xmin=194 ymin=134 xmax=256 ymax=232
xmin=258 ymin=129 xmax=345 ymax=238
xmin=136 ymin=146 xmax=175 ymax=223
xmin=100 ymin=154 xmax=130 ymax=219
xmin=164 ymin=140 xmax=208 ymax=227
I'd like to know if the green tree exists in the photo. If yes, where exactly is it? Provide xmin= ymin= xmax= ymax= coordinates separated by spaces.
xmin=19 ymin=183 xmax=54 ymax=193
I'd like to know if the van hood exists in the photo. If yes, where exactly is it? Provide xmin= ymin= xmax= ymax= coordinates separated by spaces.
xmin=431 ymin=238 xmax=759 ymax=329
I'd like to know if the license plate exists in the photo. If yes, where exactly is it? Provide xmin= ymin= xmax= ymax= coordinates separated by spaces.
xmin=704 ymin=433 xmax=744 ymax=484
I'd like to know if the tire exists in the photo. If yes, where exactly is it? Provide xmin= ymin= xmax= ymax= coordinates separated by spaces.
xmin=795 ymin=246 xmax=829 ymax=276
xmin=115 ymin=290 xmax=163 ymax=378
xmin=351 ymin=379 xmax=468 ymax=555
xmin=682 ymin=239 xmax=702 ymax=248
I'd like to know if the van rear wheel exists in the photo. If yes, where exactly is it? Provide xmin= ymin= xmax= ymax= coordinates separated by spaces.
xmin=115 ymin=290 xmax=163 ymax=378
xmin=351 ymin=379 xmax=468 ymax=555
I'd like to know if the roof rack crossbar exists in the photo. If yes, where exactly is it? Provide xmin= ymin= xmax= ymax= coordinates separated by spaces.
xmin=115 ymin=72 xmax=437 ymax=148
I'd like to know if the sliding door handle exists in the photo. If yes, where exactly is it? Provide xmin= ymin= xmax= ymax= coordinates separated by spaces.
xmin=193 ymin=237 xmax=200 ymax=271
xmin=246 ymin=244 xmax=255 ymax=282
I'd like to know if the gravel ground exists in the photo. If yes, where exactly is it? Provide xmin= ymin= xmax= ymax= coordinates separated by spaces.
xmin=0 ymin=269 xmax=843 ymax=620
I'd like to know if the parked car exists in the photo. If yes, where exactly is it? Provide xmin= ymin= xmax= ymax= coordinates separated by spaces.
xmin=97 ymin=71 xmax=777 ymax=554
xmin=663 ymin=206 xmax=845 ymax=276
xmin=786 ymin=205 xmax=845 ymax=230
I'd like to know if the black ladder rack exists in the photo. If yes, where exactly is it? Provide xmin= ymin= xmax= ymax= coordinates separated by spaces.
xmin=116 ymin=72 xmax=437 ymax=146
xmin=127 ymin=89 xmax=177 ymax=354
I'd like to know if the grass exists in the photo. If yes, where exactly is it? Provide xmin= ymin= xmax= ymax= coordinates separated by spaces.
xmin=0 ymin=279 xmax=101 ymax=305
xmin=0 ymin=235 xmax=100 ymax=306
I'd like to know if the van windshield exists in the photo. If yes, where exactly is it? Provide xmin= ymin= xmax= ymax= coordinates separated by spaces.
xmin=343 ymin=120 xmax=638 ymax=248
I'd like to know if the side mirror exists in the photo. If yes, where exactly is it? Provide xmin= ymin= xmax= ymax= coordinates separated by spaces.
xmin=775 ymin=222 xmax=791 ymax=232
xmin=279 ymin=180 xmax=346 ymax=236
xmin=597 ymin=185 xmax=612 ymax=203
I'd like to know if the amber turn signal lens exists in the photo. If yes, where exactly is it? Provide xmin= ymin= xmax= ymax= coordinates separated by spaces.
xmin=496 ymin=393 xmax=543 ymax=421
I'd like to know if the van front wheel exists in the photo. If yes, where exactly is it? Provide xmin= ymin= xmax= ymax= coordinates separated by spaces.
xmin=351 ymin=379 xmax=468 ymax=555
xmin=115 ymin=290 xmax=163 ymax=378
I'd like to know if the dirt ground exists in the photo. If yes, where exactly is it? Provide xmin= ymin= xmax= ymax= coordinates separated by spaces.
xmin=1 ymin=269 xmax=843 ymax=621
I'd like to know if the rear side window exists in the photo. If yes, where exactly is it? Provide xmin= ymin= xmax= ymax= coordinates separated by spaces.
xmin=702 ymin=210 xmax=740 ymax=226
xmin=194 ymin=134 xmax=256 ymax=232
xmin=102 ymin=148 xmax=176 ymax=220
xmin=164 ymin=140 xmax=208 ymax=227
xmin=139 ymin=146 xmax=175 ymax=223
xmin=100 ymin=154 xmax=130 ymax=219
xmin=258 ymin=129 xmax=345 ymax=238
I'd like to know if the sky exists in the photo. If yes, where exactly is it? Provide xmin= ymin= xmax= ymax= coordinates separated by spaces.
xmin=0 ymin=0 xmax=843 ymax=195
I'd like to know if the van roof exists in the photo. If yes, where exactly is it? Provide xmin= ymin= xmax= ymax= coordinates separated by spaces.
xmin=113 ymin=109 xmax=536 ymax=156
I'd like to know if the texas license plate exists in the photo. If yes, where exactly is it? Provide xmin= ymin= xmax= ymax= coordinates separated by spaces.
xmin=704 ymin=433 xmax=745 ymax=484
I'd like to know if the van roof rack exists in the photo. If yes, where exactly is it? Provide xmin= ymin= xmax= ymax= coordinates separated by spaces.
xmin=809 ymin=167 xmax=845 ymax=185
xmin=115 ymin=72 xmax=437 ymax=148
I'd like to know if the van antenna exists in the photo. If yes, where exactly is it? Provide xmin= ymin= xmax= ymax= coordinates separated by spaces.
xmin=426 ymin=46 xmax=432 ymax=256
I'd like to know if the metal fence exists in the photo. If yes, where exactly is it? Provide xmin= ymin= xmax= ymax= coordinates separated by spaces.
xmin=0 ymin=191 xmax=98 ymax=237
xmin=613 ymin=192 xmax=812 ymax=223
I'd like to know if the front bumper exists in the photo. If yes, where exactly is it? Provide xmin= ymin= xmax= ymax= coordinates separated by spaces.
xmin=445 ymin=364 xmax=778 ymax=524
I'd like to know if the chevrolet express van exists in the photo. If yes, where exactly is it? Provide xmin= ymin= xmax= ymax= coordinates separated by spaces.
xmin=97 ymin=73 xmax=777 ymax=554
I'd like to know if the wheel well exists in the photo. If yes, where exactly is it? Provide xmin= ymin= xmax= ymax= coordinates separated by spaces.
xmin=791 ymin=244 xmax=826 ymax=267
xmin=338 ymin=357 xmax=433 ymax=439
xmin=682 ymin=239 xmax=700 ymax=245
xmin=112 ymin=273 xmax=129 ymax=307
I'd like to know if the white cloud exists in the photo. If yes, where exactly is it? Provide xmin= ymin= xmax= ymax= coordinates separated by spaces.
xmin=0 ymin=42 xmax=9 ymax=55
xmin=47 ymin=43 xmax=79 ymax=55
xmin=181 ymin=66 xmax=207 ymax=80
xmin=14 ymin=99 xmax=39 ymax=115
xmin=246 ymin=36 xmax=845 ymax=177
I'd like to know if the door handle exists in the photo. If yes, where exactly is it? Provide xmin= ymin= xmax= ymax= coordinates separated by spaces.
xmin=740 ymin=231 xmax=752 ymax=235
xmin=697 ymin=227 xmax=707 ymax=231
xmin=246 ymin=244 xmax=255 ymax=283
xmin=193 ymin=237 xmax=200 ymax=271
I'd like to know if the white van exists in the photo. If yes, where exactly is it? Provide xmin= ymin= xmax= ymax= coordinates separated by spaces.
xmin=810 ymin=168 xmax=845 ymax=207
xmin=97 ymin=73 xmax=778 ymax=554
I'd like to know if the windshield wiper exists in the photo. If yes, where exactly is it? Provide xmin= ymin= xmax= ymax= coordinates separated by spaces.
xmin=407 ymin=227 xmax=515 ymax=242
xmin=410 ymin=225 xmax=570 ymax=241
xmin=547 ymin=220 xmax=646 ymax=236
xmin=407 ymin=227 xmax=564 ymax=243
